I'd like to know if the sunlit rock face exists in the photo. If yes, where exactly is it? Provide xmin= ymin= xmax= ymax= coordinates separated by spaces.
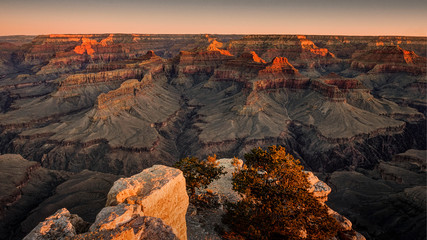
xmin=106 ymin=165 xmax=188 ymax=240
xmin=23 ymin=165 xmax=186 ymax=240
xmin=23 ymin=208 xmax=88 ymax=240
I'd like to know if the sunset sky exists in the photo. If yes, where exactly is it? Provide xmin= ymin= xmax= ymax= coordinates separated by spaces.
xmin=1 ymin=0 xmax=426 ymax=36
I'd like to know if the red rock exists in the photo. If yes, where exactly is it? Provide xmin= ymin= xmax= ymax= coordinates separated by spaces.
xmin=255 ymin=57 xmax=309 ymax=90
xmin=227 ymin=35 xmax=338 ymax=68
xmin=259 ymin=57 xmax=298 ymax=75
xmin=239 ymin=51 xmax=266 ymax=63
xmin=351 ymin=45 xmax=426 ymax=74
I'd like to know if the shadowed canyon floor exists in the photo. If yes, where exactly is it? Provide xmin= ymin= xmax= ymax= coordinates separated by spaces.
xmin=0 ymin=34 xmax=426 ymax=239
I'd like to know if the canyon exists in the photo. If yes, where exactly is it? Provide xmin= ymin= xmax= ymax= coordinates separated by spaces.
xmin=0 ymin=34 xmax=425 ymax=239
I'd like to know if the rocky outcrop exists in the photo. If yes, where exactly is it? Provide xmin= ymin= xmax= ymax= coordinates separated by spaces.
xmin=37 ymin=53 xmax=88 ymax=75
xmin=24 ymin=206 xmax=176 ymax=240
xmin=83 ymin=203 xmax=176 ymax=240
xmin=106 ymin=165 xmax=188 ymax=240
xmin=89 ymin=204 xmax=143 ymax=232
xmin=95 ymin=78 xmax=152 ymax=114
xmin=74 ymin=216 xmax=177 ymax=240
xmin=23 ymin=165 xmax=186 ymax=240
xmin=304 ymin=171 xmax=332 ymax=203
xmin=304 ymin=171 xmax=364 ymax=239
xmin=311 ymin=80 xmax=346 ymax=102
xmin=310 ymin=73 xmax=368 ymax=102
xmin=211 ymin=55 xmax=309 ymax=90
xmin=174 ymin=49 xmax=232 ymax=75
xmin=255 ymin=57 xmax=310 ymax=90
xmin=23 ymin=208 xmax=89 ymax=240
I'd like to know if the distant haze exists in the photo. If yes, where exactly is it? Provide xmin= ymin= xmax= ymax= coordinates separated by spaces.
xmin=1 ymin=0 xmax=426 ymax=36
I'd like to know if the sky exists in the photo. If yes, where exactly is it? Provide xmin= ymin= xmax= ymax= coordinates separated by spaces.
xmin=0 ymin=0 xmax=426 ymax=36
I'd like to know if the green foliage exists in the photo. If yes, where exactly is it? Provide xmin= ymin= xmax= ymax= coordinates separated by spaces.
xmin=224 ymin=146 xmax=341 ymax=240
xmin=173 ymin=154 xmax=225 ymax=198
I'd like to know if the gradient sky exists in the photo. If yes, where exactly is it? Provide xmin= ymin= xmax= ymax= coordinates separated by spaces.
xmin=1 ymin=0 xmax=426 ymax=36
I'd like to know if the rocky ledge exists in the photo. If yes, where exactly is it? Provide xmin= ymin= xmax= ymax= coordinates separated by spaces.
xmin=24 ymin=165 xmax=188 ymax=240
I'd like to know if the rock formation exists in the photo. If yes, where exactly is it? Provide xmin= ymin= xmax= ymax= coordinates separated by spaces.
xmin=106 ymin=165 xmax=188 ymax=240
xmin=23 ymin=164 xmax=188 ymax=240
xmin=23 ymin=208 xmax=89 ymax=240
xmin=304 ymin=171 xmax=332 ymax=203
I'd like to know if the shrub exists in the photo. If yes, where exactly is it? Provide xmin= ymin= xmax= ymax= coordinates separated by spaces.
xmin=173 ymin=154 xmax=225 ymax=199
xmin=224 ymin=146 xmax=341 ymax=240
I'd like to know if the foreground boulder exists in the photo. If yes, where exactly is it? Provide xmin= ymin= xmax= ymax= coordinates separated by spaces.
xmin=89 ymin=204 xmax=143 ymax=232
xmin=23 ymin=165 xmax=188 ymax=240
xmin=73 ymin=216 xmax=176 ymax=240
xmin=106 ymin=165 xmax=189 ymax=240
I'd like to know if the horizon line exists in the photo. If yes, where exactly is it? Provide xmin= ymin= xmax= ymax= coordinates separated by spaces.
xmin=1 ymin=33 xmax=426 ymax=38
